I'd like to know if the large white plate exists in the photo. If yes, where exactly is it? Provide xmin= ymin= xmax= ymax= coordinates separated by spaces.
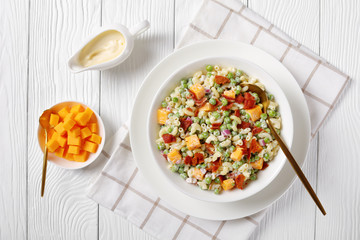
xmin=130 ymin=40 xmax=311 ymax=220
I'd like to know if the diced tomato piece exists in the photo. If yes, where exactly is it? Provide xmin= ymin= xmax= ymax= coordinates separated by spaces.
xmin=180 ymin=118 xmax=192 ymax=131
xmin=235 ymin=174 xmax=246 ymax=189
xmin=243 ymin=92 xmax=256 ymax=109
xmin=235 ymin=94 xmax=244 ymax=104
xmin=214 ymin=75 xmax=230 ymax=85
xmin=252 ymin=127 xmax=263 ymax=135
xmin=221 ymin=103 xmax=233 ymax=111
xmin=211 ymin=122 xmax=222 ymax=129
xmin=234 ymin=109 xmax=240 ymax=117
xmin=184 ymin=156 xmax=192 ymax=165
xmin=162 ymin=134 xmax=176 ymax=143
xmin=205 ymin=143 xmax=215 ymax=154
xmin=250 ymin=138 xmax=263 ymax=154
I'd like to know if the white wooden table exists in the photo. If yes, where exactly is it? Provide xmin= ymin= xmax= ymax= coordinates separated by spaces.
xmin=1 ymin=0 xmax=359 ymax=239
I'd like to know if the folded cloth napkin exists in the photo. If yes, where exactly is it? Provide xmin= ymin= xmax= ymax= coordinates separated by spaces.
xmin=88 ymin=0 xmax=349 ymax=239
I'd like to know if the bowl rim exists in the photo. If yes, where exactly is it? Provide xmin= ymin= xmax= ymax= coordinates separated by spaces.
xmin=37 ymin=100 xmax=106 ymax=170
xmin=147 ymin=56 xmax=294 ymax=203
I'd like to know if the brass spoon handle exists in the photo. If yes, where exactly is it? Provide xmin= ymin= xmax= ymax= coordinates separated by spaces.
xmin=266 ymin=119 xmax=326 ymax=215
xmin=41 ymin=130 xmax=48 ymax=197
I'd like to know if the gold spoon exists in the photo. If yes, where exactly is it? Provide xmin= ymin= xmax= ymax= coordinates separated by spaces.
xmin=39 ymin=109 xmax=52 ymax=197
xmin=241 ymin=83 xmax=326 ymax=216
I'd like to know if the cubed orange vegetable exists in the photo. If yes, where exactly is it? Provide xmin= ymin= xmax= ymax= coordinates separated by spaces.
xmin=223 ymin=90 xmax=235 ymax=99
xmin=55 ymin=147 xmax=65 ymax=158
xmin=64 ymin=149 xmax=74 ymax=161
xmin=46 ymin=138 xmax=59 ymax=152
xmin=70 ymin=104 xmax=84 ymax=114
xmin=192 ymin=168 xmax=205 ymax=180
xmin=87 ymin=123 xmax=98 ymax=133
xmin=251 ymin=158 xmax=264 ymax=170
xmin=73 ymin=151 xmax=89 ymax=162
xmin=67 ymin=135 xmax=81 ymax=146
xmin=74 ymin=108 xmax=93 ymax=126
xmin=64 ymin=112 xmax=76 ymax=122
xmin=221 ymin=179 xmax=235 ymax=190
xmin=157 ymin=108 xmax=170 ymax=125
xmin=57 ymin=135 xmax=67 ymax=147
xmin=245 ymin=105 xmax=262 ymax=122
xmin=167 ymin=149 xmax=182 ymax=163
xmin=47 ymin=128 xmax=55 ymax=140
xmin=80 ymin=127 xmax=92 ymax=139
xmin=230 ymin=147 xmax=243 ymax=161
xmin=68 ymin=145 xmax=80 ymax=154
xmin=63 ymin=118 xmax=76 ymax=131
xmin=199 ymin=102 xmax=216 ymax=112
xmin=58 ymin=106 xmax=70 ymax=119
xmin=68 ymin=126 xmax=81 ymax=137
xmin=50 ymin=131 xmax=59 ymax=141
xmin=190 ymin=83 xmax=205 ymax=100
xmin=185 ymin=135 xmax=201 ymax=150
xmin=49 ymin=114 xmax=59 ymax=126
xmin=89 ymin=134 xmax=102 ymax=144
xmin=83 ymin=141 xmax=98 ymax=153
xmin=54 ymin=122 xmax=66 ymax=135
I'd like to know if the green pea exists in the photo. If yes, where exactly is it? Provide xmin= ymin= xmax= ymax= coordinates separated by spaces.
xmin=230 ymin=79 xmax=237 ymax=85
xmin=171 ymin=165 xmax=179 ymax=172
xmin=220 ymin=125 xmax=227 ymax=131
xmin=196 ymin=164 xmax=202 ymax=168
xmin=223 ymin=110 xmax=230 ymax=117
xmin=206 ymin=119 xmax=211 ymax=125
xmin=163 ymin=150 xmax=169 ymax=155
xmin=255 ymin=155 xmax=259 ymax=160
xmin=250 ymin=174 xmax=257 ymax=181
xmin=204 ymin=177 xmax=212 ymax=184
xmin=217 ymin=146 xmax=224 ymax=153
xmin=188 ymin=126 xmax=192 ymax=132
xmin=193 ymin=117 xmax=200 ymax=123
xmin=264 ymin=153 xmax=269 ymax=160
xmin=232 ymin=131 xmax=237 ymax=136
xmin=168 ymin=127 xmax=173 ymax=133
xmin=181 ymin=147 xmax=187 ymax=152
xmin=161 ymin=101 xmax=167 ymax=107
xmin=276 ymin=112 xmax=281 ymax=117
xmin=202 ymin=132 xmax=209 ymax=139
xmin=261 ymin=113 xmax=267 ymax=120
xmin=182 ymin=83 xmax=188 ymax=89
xmin=268 ymin=94 xmax=274 ymax=100
xmin=224 ymin=117 xmax=231 ymax=124
xmin=221 ymin=98 xmax=228 ymax=106
xmin=214 ymin=129 xmax=220 ymax=136
xmin=214 ymin=188 xmax=220 ymax=195
xmin=180 ymin=173 xmax=188 ymax=179
xmin=264 ymin=138 xmax=270 ymax=143
xmin=229 ymin=145 xmax=235 ymax=152
xmin=178 ymin=167 xmax=185 ymax=174
xmin=209 ymin=129 xmax=214 ymax=133
xmin=213 ymin=111 xmax=220 ymax=119
xmin=227 ymin=72 xmax=234 ymax=79
xmin=255 ymin=121 xmax=261 ymax=127
xmin=206 ymin=65 xmax=214 ymax=72
xmin=214 ymin=177 xmax=221 ymax=184
xmin=172 ymin=97 xmax=178 ymax=103
xmin=158 ymin=142 xmax=165 ymax=150
xmin=168 ymin=113 xmax=174 ymax=118
xmin=240 ymin=109 xmax=246 ymax=115
xmin=236 ymin=69 xmax=243 ymax=77
xmin=235 ymin=89 xmax=241 ymax=95
xmin=227 ymin=123 xmax=232 ymax=129
xmin=209 ymin=98 xmax=216 ymax=105
xmin=200 ymin=119 xmax=205 ymax=124
xmin=268 ymin=110 xmax=276 ymax=118
xmin=232 ymin=161 xmax=240 ymax=169
xmin=223 ymin=151 xmax=230 ymax=158
xmin=214 ymin=83 xmax=219 ymax=88
xmin=245 ymin=113 xmax=250 ymax=120
xmin=265 ymin=128 xmax=270 ymax=133
xmin=207 ymin=72 xmax=212 ymax=77
xmin=217 ymin=87 xmax=224 ymax=93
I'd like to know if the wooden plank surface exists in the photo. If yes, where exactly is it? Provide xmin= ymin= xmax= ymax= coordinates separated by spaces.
xmin=317 ymin=0 xmax=360 ymax=239
xmin=0 ymin=0 xmax=28 ymax=239
xmin=27 ymin=0 xmax=101 ymax=239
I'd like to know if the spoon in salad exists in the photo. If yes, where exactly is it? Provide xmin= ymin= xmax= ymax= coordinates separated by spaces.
xmin=39 ymin=109 xmax=52 ymax=197
xmin=240 ymin=83 xmax=326 ymax=215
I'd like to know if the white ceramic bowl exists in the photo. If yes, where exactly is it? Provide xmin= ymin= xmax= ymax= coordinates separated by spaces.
xmin=147 ymin=57 xmax=294 ymax=203
xmin=37 ymin=101 xmax=106 ymax=169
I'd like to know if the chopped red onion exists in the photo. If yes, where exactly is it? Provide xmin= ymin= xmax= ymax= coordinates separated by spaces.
xmin=205 ymin=88 xmax=211 ymax=93
xmin=222 ymin=129 xmax=231 ymax=137
xmin=259 ymin=139 xmax=266 ymax=146
xmin=166 ymin=106 xmax=171 ymax=111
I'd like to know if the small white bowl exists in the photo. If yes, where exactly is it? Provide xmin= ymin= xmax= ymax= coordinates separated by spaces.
xmin=147 ymin=57 xmax=294 ymax=203
xmin=68 ymin=20 xmax=150 ymax=73
xmin=37 ymin=101 xmax=106 ymax=169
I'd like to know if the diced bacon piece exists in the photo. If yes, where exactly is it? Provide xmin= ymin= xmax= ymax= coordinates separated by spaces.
xmin=180 ymin=118 xmax=192 ymax=131
xmin=252 ymin=127 xmax=263 ymax=135
xmin=193 ymin=153 xmax=204 ymax=165
xmin=262 ymin=162 xmax=269 ymax=170
xmin=184 ymin=156 xmax=192 ymax=165
xmin=221 ymin=103 xmax=233 ymax=111
xmin=194 ymin=97 xmax=207 ymax=107
xmin=250 ymin=138 xmax=263 ymax=154
xmin=243 ymin=92 xmax=256 ymax=109
xmin=211 ymin=158 xmax=222 ymax=173
xmin=211 ymin=122 xmax=222 ymax=129
xmin=238 ymin=121 xmax=251 ymax=129
xmin=235 ymin=174 xmax=246 ymax=189
xmin=214 ymin=75 xmax=230 ymax=85
xmin=235 ymin=94 xmax=244 ymax=104
xmin=205 ymin=143 xmax=215 ymax=154
xmin=162 ymin=134 xmax=176 ymax=143
xmin=234 ymin=109 xmax=240 ymax=117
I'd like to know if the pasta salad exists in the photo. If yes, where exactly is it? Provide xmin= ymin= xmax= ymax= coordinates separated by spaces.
xmin=156 ymin=65 xmax=281 ymax=194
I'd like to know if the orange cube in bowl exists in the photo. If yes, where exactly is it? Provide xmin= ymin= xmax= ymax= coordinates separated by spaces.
xmin=55 ymin=147 xmax=65 ymax=158
xmin=167 ymin=149 xmax=182 ymax=163
xmin=190 ymin=83 xmax=205 ymax=100
xmin=47 ymin=128 xmax=55 ymax=140
xmin=223 ymin=90 xmax=235 ymax=99
xmin=83 ymin=141 xmax=98 ymax=153
xmin=67 ymin=135 xmax=81 ymax=146
xmin=57 ymin=135 xmax=67 ymax=147
xmin=230 ymin=147 xmax=243 ymax=161
xmin=80 ymin=127 xmax=92 ymax=139
xmin=74 ymin=108 xmax=93 ymax=126
xmin=221 ymin=179 xmax=235 ymax=190
xmin=68 ymin=145 xmax=80 ymax=154
xmin=245 ymin=105 xmax=262 ymax=122
xmin=73 ymin=151 xmax=89 ymax=162
xmin=64 ymin=112 xmax=76 ymax=122
xmin=46 ymin=138 xmax=59 ymax=152
xmin=63 ymin=118 xmax=76 ymax=131
xmin=54 ymin=122 xmax=66 ymax=135
xmin=87 ymin=123 xmax=98 ymax=133
xmin=251 ymin=158 xmax=264 ymax=170
xmin=157 ymin=108 xmax=170 ymax=125
xmin=185 ymin=135 xmax=201 ymax=150
xmin=64 ymin=151 xmax=74 ymax=161
xmin=49 ymin=114 xmax=59 ymax=126
xmin=70 ymin=104 xmax=84 ymax=114
xmin=89 ymin=134 xmax=102 ymax=144
xmin=58 ymin=106 xmax=70 ymax=119
xmin=68 ymin=126 xmax=81 ymax=137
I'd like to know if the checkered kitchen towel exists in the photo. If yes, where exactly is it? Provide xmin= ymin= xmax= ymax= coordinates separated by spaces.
xmin=87 ymin=0 xmax=349 ymax=239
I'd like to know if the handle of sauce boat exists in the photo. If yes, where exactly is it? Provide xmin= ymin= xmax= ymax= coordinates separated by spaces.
xmin=129 ymin=20 xmax=150 ymax=37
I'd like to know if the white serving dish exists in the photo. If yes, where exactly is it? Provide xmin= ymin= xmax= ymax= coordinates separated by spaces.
xmin=147 ymin=57 xmax=294 ymax=203
xmin=37 ymin=101 xmax=106 ymax=169
xmin=68 ymin=20 xmax=150 ymax=73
